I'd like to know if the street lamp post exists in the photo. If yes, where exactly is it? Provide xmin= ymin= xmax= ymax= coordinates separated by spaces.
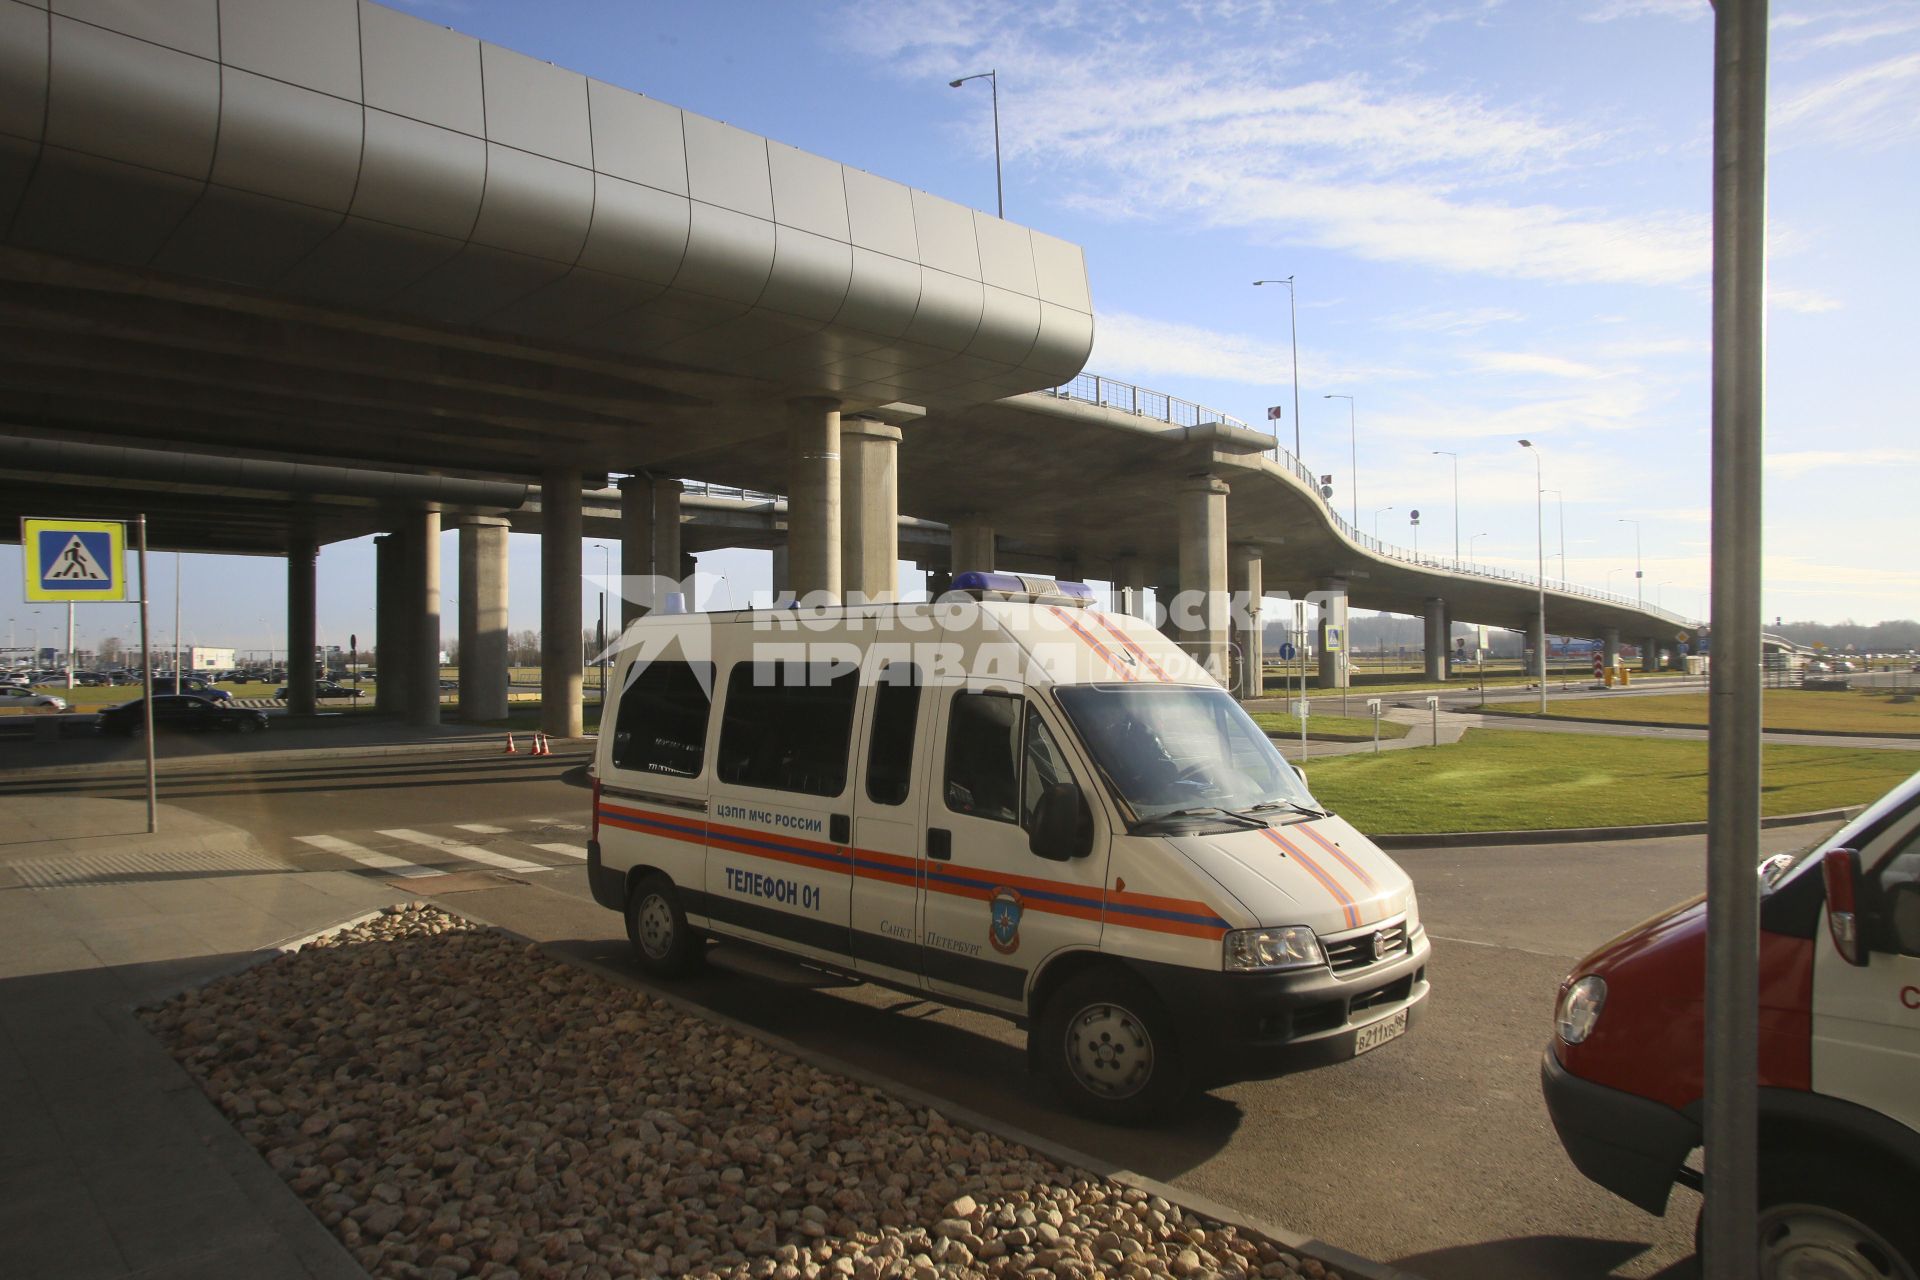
xmin=1373 ymin=505 xmax=1393 ymax=542
xmin=1470 ymin=532 xmax=1489 ymax=562
xmin=1253 ymin=279 xmax=1302 ymax=463
xmin=594 ymin=544 xmax=611 ymax=704
xmin=1542 ymin=489 xmax=1567 ymax=582
xmin=947 ymin=71 xmax=1002 ymax=218
xmin=1620 ymin=518 xmax=1643 ymax=608
xmin=1327 ymin=394 xmax=1358 ymax=529
xmin=1519 ymin=440 xmax=1547 ymax=714
xmin=1410 ymin=511 xmax=1421 ymax=558
xmin=1433 ymin=451 xmax=1459 ymax=567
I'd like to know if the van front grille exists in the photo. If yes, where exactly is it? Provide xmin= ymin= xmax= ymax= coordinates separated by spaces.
xmin=1324 ymin=921 xmax=1409 ymax=973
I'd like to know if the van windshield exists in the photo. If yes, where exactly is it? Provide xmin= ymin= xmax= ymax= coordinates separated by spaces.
xmin=1055 ymin=684 xmax=1318 ymax=825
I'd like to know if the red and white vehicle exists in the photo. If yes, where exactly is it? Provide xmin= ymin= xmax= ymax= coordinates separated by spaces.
xmin=1543 ymin=770 xmax=1920 ymax=1278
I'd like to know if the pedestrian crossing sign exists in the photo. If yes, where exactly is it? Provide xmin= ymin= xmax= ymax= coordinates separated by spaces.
xmin=22 ymin=517 xmax=127 ymax=602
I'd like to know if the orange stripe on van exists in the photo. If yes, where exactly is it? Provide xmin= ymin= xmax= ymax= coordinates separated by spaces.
xmin=1260 ymin=827 xmax=1361 ymax=929
xmin=1090 ymin=611 xmax=1172 ymax=681
xmin=1294 ymin=822 xmax=1378 ymax=894
xmin=1045 ymin=606 xmax=1137 ymax=682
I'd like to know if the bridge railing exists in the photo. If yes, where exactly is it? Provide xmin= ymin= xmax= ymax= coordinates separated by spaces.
xmin=680 ymin=480 xmax=782 ymax=504
xmin=1048 ymin=372 xmax=1694 ymax=628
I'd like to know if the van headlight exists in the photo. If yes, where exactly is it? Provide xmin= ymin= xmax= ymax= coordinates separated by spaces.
xmin=1555 ymin=975 xmax=1607 ymax=1045
xmin=1223 ymin=926 xmax=1323 ymax=973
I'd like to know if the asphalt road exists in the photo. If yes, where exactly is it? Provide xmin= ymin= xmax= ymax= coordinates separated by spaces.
xmin=19 ymin=751 xmax=1844 ymax=1279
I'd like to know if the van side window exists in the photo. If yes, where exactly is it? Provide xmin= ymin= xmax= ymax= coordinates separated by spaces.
xmin=717 ymin=662 xmax=860 ymax=797
xmin=1021 ymin=710 xmax=1073 ymax=832
xmin=865 ymin=664 xmax=922 ymax=806
xmin=944 ymin=692 xmax=1021 ymax=823
xmin=610 ymin=661 xmax=713 ymax=778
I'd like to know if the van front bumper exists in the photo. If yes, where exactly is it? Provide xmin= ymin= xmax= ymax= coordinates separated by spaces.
xmin=1540 ymin=1047 xmax=1696 ymax=1215
xmin=1131 ymin=933 xmax=1431 ymax=1087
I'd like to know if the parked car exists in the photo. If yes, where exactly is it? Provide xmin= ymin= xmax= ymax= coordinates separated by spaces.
xmin=276 ymin=680 xmax=364 ymax=700
xmin=0 ymin=672 xmax=29 ymax=687
xmin=1543 ymin=767 xmax=1920 ymax=1276
xmin=0 ymin=686 xmax=67 ymax=710
xmin=96 ymin=695 xmax=267 ymax=736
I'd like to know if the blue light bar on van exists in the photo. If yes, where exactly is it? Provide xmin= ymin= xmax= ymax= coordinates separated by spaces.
xmin=950 ymin=571 xmax=1095 ymax=607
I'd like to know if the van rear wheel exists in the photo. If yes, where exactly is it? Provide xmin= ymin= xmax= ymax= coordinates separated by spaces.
xmin=1700 ymin=1149 xmax=1920 ymax=1280
xmin=1037 ymin=968 xmax=1186 ymax=1125
xmin=625 ymin=874 xmax=705 ymax=978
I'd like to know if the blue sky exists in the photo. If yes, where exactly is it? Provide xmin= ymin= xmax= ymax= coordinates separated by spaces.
xmin=8 ymin=0 xmax=1918 ymax=657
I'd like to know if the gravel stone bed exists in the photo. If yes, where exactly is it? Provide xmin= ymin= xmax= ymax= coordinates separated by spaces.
xmin=142 ymin=904 xmax=1343 ymax=1280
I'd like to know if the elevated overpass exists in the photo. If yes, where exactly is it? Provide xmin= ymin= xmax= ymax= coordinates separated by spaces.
xmin=0 ymin=0 xmax=1693 ymax=729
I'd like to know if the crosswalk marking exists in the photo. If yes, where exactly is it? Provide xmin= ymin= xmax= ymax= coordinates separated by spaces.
xmin=295 ymin=834 xmax=439 ymax=879
xmin=528 ymin=818 xmax=587 ymax=830
xmin=531 ymin=842 xmax=586 ymax=859
xmin=377 ymin=829 xmax=546 ymax=873
xmin=454 ymin=823 xmax=510 ymax=834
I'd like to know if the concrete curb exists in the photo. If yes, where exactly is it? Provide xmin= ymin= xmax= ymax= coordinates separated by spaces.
xmin=430 ymin=901 xmax=1428 ymax=1280
xmin=1474 ymin=706 xmax=1920 ymax=741
xmin=0 ymin=736 xmax=593 ymax=781
xmin=1371 ymin=804 xmax=1863 ymax=849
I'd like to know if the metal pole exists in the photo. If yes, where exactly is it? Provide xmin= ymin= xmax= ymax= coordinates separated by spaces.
xmin=1703 ymin=0 xmax=1766 ymax=1273
xmin=989 ymin=70 xmax=1002 ymax=220
xmin=1349 ymin=399 xmax=1358 ymax=530
xmin=136 ymin=516 xmax=156 ymax=833
xmin=172 ymin=550 xmax=181 ymax=695
xmin=65 ymin=602 xmax=74 ymax=689
xmin=1287 ymin=280 xmax=1301 ymax=461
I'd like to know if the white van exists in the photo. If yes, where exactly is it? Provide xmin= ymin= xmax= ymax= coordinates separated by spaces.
xmin=586 ymin=573 xmax=1429 ymax=1121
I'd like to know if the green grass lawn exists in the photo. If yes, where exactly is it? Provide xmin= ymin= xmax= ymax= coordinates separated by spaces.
xmin=1495 ymin=689 xmax=1920 ymax=735
xmin=1250 ymin=710 xmax=1410 ymax=741
xmin=1304 ymin=728 xmax=1917 ymax=834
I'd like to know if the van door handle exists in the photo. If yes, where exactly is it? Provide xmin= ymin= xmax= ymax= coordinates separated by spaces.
xmin=927 ymin=828 xmax=952 ymax=861
xmin=830 ymin=814 xmax=850 ymax=845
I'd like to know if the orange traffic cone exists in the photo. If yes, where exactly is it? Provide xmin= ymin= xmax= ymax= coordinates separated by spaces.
xmin=502 ymin=732 xmax=517 ymax=755
xmin=532 ymin=732 xmax=551 ymax=757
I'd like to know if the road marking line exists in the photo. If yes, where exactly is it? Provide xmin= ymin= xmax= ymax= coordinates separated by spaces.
xmin=454 ymin=823 xmax=509 ymax=834
xmin=294 ymin=834 xmax=439 ymax=879
xmin=527 ymin=818 xmax=587 ymax=830
xmin=377 ymin=829 xmax=544 ymax=873
xmin=531 ymin=843 xmax=586 ymax=859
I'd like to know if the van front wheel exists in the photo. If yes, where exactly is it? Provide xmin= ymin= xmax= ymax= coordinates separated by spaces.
xmin=1037 ymin=969 xmax=1187 ymax=1125
xmin=625 ymin=874 xmax=705 ymax=978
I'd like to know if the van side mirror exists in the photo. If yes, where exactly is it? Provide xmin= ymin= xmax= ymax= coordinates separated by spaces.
xmin=1821 ymin=848 xmax=1867 ymax=967
xmin=1887 ymin=881 xmax=1920 ymax=958
xmin=1293 ymin=764 xmax=1309 ymax=789
xmin=1028 ymin=781 xmax=1086 ymax=862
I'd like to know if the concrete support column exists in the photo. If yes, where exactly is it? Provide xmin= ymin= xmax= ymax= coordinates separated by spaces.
xmin=1317 ymin=577 xmax=1350 ymax=689
xmin=286 ymin=535 xmax=317 ymax=717
xmin=1422 ymin=599 xmax=1449 ymax=682
xmin=950 ymin=516 xmax=995 ymax=576
xmin=1176 ymin=476 xmax=1231 ymax=684
xmin=786 ymin=398 xmax=841 ymax=602
xmin=1114 ymin=556 xmax=1150 ymax=620
xmin=840 ymin=417 xmax=902 ymax=603
xmin=1643 ymin=636 xmax=1659 ymax=673
xmin=541 ymin=471 xmax=584 ymax=738
xmin=770 ymin=544 xmax=791 ymax=601
xmin=457 ymin=516 xmax=510 ymax=723
xmin=374 ymin=533 xmax=401 ymax=714
xmin=924 ymin=569 xmax=953 ymax=599
xmin=1231 ymin=546 xmax=1263 ymax=699
xmin=403 ymin=508 xmax=442 ymax=727
xmin=1603 ymin=627 xmax=1621 ymax=668
xmin=618 ymin=475 xmax=682 ymax=625
xmin=1440 ymin=600 xmax=1453 ymax=679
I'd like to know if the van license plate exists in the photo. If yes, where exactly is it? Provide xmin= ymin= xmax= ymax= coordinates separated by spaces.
xmin=1354 ymin=1009 xmax=1408 ymax=1056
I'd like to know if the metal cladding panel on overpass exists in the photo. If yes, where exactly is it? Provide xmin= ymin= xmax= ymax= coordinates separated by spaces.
xmin=0 ymin=0 xmax=1093 ymax=472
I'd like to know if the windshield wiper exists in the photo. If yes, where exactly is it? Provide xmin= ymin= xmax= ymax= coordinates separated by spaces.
xmin=1242 ymin=799 xmax=1329 ymax=820
xmin=1137 ymin=806 xmax=1269 ymax=831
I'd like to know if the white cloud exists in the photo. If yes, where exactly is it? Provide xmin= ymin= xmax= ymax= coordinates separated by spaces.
xmin=1467 ymin=351 xmax=1611 ymax=379
xmin=1581 ymin=0 xmax=1705 ymax=23
xmin=1380 ymin=305 xmax=1523 ymax=335
xmin=1085 ymin=311 xmax=1417 ymax=388
xmin=842 ymin=0 xmax=1711 ymax=288
xmin=1772 ymin=51 xmax=1920 ymax=150
xmin=1766 ymin=448 xmax=1920 ymax=478
xmin=1770 ymin=288 xmax=1844 ymax=315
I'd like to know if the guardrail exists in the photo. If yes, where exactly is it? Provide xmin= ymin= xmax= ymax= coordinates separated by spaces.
xmin=1046 ymin=372 xmax=1695 ymax=628
xmin=681 ymin=480 xmax=781 ymax=504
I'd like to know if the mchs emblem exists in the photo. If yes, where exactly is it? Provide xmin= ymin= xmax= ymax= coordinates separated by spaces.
xmin=989 ymin=887 xmax=1024 ymax=954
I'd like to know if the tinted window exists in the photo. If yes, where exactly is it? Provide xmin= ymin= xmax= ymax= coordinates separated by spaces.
xmin=865 ymin=663 xmax=922 ymax=806
xmin=716 ymin=662 xmax=860 ymax=797
xmin=610 ymin=661 xmax=713 ymax=778
xmin=944 ymin=692 xmax=1022 ymax=823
